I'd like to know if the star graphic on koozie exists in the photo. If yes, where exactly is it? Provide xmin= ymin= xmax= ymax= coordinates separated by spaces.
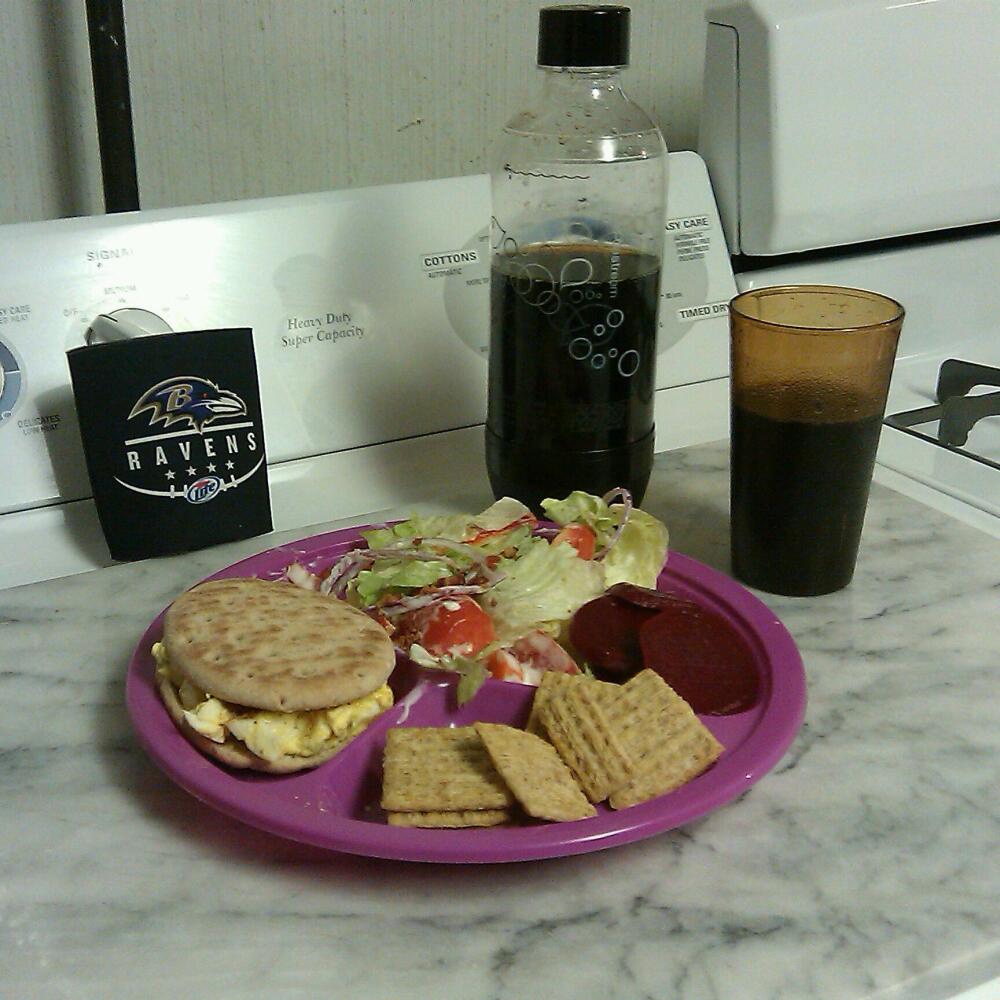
xmin=225 ymin=460 xmax=235 ymax=470
xmin=186 ymin=466 xmax=197 ymax=476
xmin=164 ymin=470 xmax=176 ymax=481
xmin=206 ymin=462 xmax=216 ymax=472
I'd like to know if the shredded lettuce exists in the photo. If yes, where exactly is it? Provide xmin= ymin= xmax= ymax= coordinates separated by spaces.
xmin=541 ymin=490 xmax=669 ymax=590
xmin=362 ymin=512 xmax=531 ymax=555
xmin=352 ymin=558 xmax=453 ymax=606
xmin=471 ymin=522 xmax=533 ymax=557
xmin=361 ymin=514 xmax=472 ymax=550
xmin=353 ymin=513 xmax=535 ymax=609
xmin=602 ymin=507 xmax=669 ymax=589
xmin=481 ymin=536 xmax=604 ymax=641
xmin=471 ymin=497 xmax=533 ymax=532
xmin=350 ymin=492 xmax=667 ymax=688
xmin=542 ymin=491 xmax=621 ymax=539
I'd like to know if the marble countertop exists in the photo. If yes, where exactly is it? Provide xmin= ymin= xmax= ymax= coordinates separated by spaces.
xmin=3 ymin=441 xmax=999 ymax=1000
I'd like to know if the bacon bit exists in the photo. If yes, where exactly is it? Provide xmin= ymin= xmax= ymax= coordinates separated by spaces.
xmin=410 ymin=574 xmax=464 ymax=596
xmin=367 ymin=609 xmax=396 ymax=637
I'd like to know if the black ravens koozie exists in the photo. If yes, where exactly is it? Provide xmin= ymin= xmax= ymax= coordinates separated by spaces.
xmin=67 ymin=328 xmax=272 ymax=561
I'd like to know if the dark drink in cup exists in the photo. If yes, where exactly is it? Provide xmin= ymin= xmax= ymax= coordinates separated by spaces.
xmin=728 ymin=285 xmax=904 ymax=597
xmin=731 ymin=385 xmax=884 ymax=596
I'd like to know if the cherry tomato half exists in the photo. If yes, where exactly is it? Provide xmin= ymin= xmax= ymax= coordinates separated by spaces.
xmin=552 ymin=523 xmax=596 ymax=560
xmin=410 ymin=596 xmax=496 ymax=657
xmin=486 ymin=648 xmax=527 ymax=682
xmin=485 ymin=631 xmax=579 ymax=686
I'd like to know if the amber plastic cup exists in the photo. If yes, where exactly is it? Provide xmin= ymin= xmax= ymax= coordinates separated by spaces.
xmin=729 ymin=285 xmax=904 ymax=597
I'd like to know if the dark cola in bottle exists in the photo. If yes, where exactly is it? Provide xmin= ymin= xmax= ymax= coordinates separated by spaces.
xmin=486 ymin=5 xmax=667 ymax=512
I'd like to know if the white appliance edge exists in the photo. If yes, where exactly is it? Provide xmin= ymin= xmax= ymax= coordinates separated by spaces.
xmin=0 ymin=154 xmax=735 ymax=588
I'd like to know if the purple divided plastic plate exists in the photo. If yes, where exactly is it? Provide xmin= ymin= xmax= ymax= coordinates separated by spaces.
xmin=126 ymin=523 xmax=806 ymax=863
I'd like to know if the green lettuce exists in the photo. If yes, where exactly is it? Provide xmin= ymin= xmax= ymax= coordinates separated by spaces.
xmin=352 ymin=558 xmax=453 ymax=607
xmin=361 ymin=514 xmax=472 ymax=550
xmin=407 ymin=642 xmax=491 ymax=706
xmin=353 ymin=510 xmax=537 ymax=610
xmin=541 ymin=490 xmax=669 ymax=590
xmin=471 ymin=522 xmax=533 ymax=557
xmin=541 ymin=491 xmax=621 ymax=538
xmin=602 ymin=507 xmax=669 ymax=589
xmin=481 ymin=536 xmax=604 ymax=641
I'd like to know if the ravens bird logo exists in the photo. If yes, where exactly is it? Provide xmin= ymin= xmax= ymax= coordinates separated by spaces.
xmin=128 ymin=376 xmax=247 ymax=433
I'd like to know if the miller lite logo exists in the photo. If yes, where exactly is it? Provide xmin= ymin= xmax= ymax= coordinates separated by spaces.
xmin=186 ymin=475 xmax=223 ymax=504
xmin=116 ymin=375 xmax=264 ymax=504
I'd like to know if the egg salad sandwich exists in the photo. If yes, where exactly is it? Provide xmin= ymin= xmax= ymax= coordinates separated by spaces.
xmin=153 ymin=577 xmax=396 ymax=773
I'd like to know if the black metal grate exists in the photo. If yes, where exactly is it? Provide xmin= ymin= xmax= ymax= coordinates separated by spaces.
xmin=884 ymin=359 xmax=1000 ymax=472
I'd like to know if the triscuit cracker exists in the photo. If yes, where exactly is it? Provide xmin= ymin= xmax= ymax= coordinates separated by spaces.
xmin=387 ymin=808 xmax=512 ymax=828
xmin=609 ymin=727 xmax=721 ymax=810
xmin=525 ymin=671 xmax=621 ymax=738
xmin=538 ymin=682 xmax=634 ymax=802
xmin=525 ymin=671 xmax=580 ymax=737
xmin=380 ymin=726 xmax=515 ymax=812
xmin=604 ymin=670 xmax=723 ymax=810
xmin=475 ymin=723 xmax=596 ymax=823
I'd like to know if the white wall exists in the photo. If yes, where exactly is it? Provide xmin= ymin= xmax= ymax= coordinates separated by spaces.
xmin=0 ymin=0 xmax=713 ymax=224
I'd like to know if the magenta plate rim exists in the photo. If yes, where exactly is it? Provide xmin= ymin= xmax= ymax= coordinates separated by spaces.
xmin=125 ymin=523 xmax=807 ymax=864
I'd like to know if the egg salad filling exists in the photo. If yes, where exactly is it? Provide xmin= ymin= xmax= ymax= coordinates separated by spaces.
xmin=152 ymin=642 xmax=393 ymax=762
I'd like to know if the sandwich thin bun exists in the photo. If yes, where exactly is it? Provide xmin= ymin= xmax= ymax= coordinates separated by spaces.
xmin=163 ymin=577 xmax=395 ymax=712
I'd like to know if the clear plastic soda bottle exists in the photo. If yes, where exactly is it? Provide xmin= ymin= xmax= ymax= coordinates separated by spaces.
xmin=486 ymin=4 xmax=667 ymax=511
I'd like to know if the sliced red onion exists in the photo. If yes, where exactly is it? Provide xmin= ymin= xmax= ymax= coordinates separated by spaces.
xmin=411 ymin=536 xmax=494 ymax=566
xmin=377 ymin=595 xmax=443 ymax=617
xmin=377 ymin=584 xmax=491 ymax=616
xmin=328 ymin=557 xmax=371 ymax=599
xmin=532 ymin=525 xmax=561 ymax=539
xmin=320 ymin=549 xmax=376 ymax=596
xmin=428 ymin=583 xmax=491 ymax=597
xmin=594 ymin=487 xmax=633 ymax=560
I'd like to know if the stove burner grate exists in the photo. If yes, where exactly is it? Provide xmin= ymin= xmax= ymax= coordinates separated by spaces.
xmin=884 ymin=358 xmax=1000 ymax=471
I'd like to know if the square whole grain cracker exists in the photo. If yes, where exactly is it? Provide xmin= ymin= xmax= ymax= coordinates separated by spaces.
xmin=381 ymin=726 xmax=515 ymax=813
xmin=475 ymin=723 xmax=596 ymax=823
xmin=526 ymin=671 xmax=621 ymax=738
xmin=387 ymin=808 xmax=512 ymax=828
xmin=525 ymin=671 xmax=578 ymax=737
xmin=537 ymin=682 xmax=634 ymax=802
xmin=604 ymin=669 xmax=724 ymax=810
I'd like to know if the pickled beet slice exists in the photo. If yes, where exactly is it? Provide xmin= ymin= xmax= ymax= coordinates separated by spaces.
xmin=639 ymin=602 xmax=759 ymax=715
xmin=568 ymin=594 xmax=650 ymax=679
xmin=570 ymin=587 xmax=762 ymax=712
xmin=605 ymin=582 xmax=688 ymax=612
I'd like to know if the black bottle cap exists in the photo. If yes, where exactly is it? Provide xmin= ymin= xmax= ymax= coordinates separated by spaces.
xmin=537 ymin=5 xmax=630 ymax=68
